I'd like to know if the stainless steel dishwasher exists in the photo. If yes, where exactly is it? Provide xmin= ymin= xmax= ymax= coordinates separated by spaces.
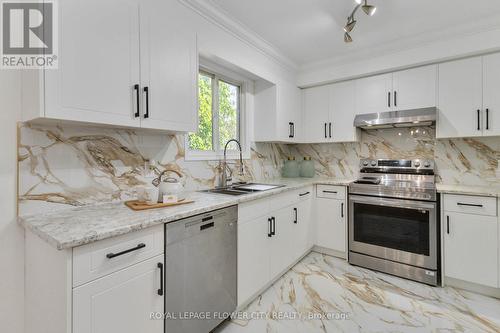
xmin=165 ymin=206 xmax=237 ymax=333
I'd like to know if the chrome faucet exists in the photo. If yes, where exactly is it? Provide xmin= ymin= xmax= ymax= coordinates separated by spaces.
xmin=219 ymin=139 xmax=244 ymax=188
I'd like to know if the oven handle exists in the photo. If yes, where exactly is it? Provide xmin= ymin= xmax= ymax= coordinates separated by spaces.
xmin=349 ymin=195 xmax=436 ymax=210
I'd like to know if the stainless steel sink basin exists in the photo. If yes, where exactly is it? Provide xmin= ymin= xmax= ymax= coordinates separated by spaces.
xmin=202 ymin=183 xmax=285 ymax=196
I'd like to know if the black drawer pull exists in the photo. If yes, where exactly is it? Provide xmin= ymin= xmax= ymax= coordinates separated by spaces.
xmin=200 ymin=222 xmax=214 ymax=230
xmin=106 ymin=243 xmax=146 ymax=259
xmin=143 ymin=86 xmax=149 ymax=119
xmin=341 ymin=202 xmax=344 ymax=218
xmin=134 ymin=84 xmax=140 ymax=118
xmin=446 ymin=216 xmax=450 ymax=234
xmin=268 ymin=218 xmax=272 ymax=237
xmin=299 ymin=192 xmax=310 ymax=197
xmin=293 ymin=208 xmax=298 ymax=224
xmin=157 ymin=262 xmax=164 ymax=296
xmin=457 ymin=202 xmax=483 ymax=208
xmin=271 ymin=217 xmax=276 ymax=236
xmin=323 ymin=190 xmax=338 ymax=194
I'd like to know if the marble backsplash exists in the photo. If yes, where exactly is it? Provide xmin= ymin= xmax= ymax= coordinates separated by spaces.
xmin=18 ymin=123 xmax=500 ymax=216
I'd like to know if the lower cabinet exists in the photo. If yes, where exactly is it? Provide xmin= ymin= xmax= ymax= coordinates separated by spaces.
xmin=73 ymin=255 xmax=165 ymax=333
xmin=315 ymin=186 xmax=347 ymax=255
xmin=444 ymin=212 xmax=499 ymax=288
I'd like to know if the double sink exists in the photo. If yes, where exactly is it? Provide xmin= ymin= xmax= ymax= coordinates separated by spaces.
xmin=203 ymin=183 xmax=285 ymax=196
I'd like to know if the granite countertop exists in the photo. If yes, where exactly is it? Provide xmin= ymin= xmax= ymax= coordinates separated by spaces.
xmin=19 ymin=178 xmax=353 ymax=250
xmin=436 ymin=183 xmax=500 ymax=198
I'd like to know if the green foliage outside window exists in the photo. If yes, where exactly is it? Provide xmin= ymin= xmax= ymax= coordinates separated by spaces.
xmin=189 ymin=72 xmax=239 ymax=152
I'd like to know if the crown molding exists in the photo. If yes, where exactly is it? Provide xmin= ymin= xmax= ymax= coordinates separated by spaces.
xmin=178 ymin=0 xmax=298 ymax=72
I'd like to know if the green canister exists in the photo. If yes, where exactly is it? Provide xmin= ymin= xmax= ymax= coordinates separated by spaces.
xmin=300 ymin=156 xmax=315 ymax=178
xmin=282 ymin=156 xmax=300 ymax=178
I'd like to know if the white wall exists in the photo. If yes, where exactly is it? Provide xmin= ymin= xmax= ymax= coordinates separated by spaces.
xmin=0 ymin=71 xmax=23 ymax=333
xmin=298 ymin=26 xmax=500 ymax=87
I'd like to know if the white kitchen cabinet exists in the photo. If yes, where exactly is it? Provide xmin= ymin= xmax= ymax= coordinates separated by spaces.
xmin=355 ymin=66 xmax=437 ymax=115
xmin=237 ymin=215 xmax=272 ymax=307
xmin=139 ymin=0 xmax=198 ymax=132
xmin=254 ymin=81 xmax=302 ymax=142
xmin=437 ymin=57 xmax=483 ymax=138
xmin=444 ymin=212 xmax=498 ymax=288
xmin=483 ymin=53 xmax=500 ymax=137
xmin=392 ymin=66 xmax=437 ymax=111
xmin=295 ymin=191 xmax=313 ymax=257
xmin=270 ymin=206 xmax=297 ymax=278
xmin=301 ymin=85 xmax=331 ymax=143
xmin=43 ymin=0 xmax=141 ymax=128
xmin=24 ymin=0 xmax=198 ymax=133
xmin=73 ymin=255 xmax=164 ymax=333
xmin=330 ymin=80 xmax=360 ymax=143
xmin=355 ymin=73 xmax=393 ymax=114
xmin=315 ymin=185 xmax=347 ymax=256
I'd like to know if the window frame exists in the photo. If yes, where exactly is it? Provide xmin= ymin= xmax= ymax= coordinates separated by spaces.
xmin=185 ymin=62 xmax=250 ymax=161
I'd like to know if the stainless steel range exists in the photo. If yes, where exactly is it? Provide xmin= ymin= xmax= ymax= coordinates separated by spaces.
xmin=348 ymin=159 xmax=440 ymax=286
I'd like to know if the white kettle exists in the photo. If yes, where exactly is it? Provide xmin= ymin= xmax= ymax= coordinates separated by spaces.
xmin=152 ymin=169 xmax=185 ymax=203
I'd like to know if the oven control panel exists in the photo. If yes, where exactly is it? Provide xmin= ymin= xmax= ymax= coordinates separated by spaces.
xmin=360 ymin=159 xmax=434 ymax=171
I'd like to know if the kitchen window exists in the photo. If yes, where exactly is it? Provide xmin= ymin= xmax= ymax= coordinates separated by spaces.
xmin=186 ymin=67 xmax=248 ymax=161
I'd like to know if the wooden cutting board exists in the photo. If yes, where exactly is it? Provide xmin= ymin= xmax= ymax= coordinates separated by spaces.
xmin=125 ymin=199 xmax=195 ymax=211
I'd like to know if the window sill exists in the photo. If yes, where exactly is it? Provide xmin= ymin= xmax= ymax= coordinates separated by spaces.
xmin=184 ymin=151 xmax=251 ymax=162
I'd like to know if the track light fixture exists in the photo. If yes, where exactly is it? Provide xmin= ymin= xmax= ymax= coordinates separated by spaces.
xmin=343 ymin=0 xmax=377 ymax=43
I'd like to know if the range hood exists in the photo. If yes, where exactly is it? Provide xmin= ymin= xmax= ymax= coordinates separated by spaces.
xmin=353 ymin=107 xmax=436 ymax=129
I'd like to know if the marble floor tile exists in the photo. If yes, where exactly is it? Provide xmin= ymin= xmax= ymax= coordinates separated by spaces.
xmin=217 ymin=252 xmax=500 ymax=333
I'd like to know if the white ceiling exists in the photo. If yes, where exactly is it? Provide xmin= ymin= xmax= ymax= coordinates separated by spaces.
xmin=210 ymin=0 xmax=500 ymax=67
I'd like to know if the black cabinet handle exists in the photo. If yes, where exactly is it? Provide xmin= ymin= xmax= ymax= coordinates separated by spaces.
xmin=324 ymin=123 xmax=327 ymax=138
xmin=388 ymin=92 xmax=391 ymax=108
xmin=268 ymin=218 xmax=272 ymax=237
xmin=157 ymin=262 xmax=164 ymax=296
xmin=143 ymin=86 xmax=149 ymax=119
xmin=446 ymin=216 xmax=450 ymax=234
xmin=299 ymin=191 xmax=310 ymax=197
xmin=106 ymin=243 xmax=146 ymax=259
xmin=323 ymin=190 xmax=338 ymax=194
xmin=477 ymin=109 xmax=481 ymax=131
xmin=134 ymin=84 xmax=140 ymax=118
xmin=271 ymin=217 xmax=276 ymax=236
xmin=394 ymin=91 xmax=397 ymax=107
xmin=292 ymin=123 xmax=295 ymax=138
xmin=486 ymin=108 xmax=489 ymax=130
xmin=341 ymin=202 xmax=344 ymax=218
xmin=289 ymin=122 xmax=293 ymax=138
xmin=293 ymin=208 xmax=298 ymax=224
xmin=329 ymin=122 xmax=332 ymax=138
xmin=457 ymin=202 xmax=483 ymax=208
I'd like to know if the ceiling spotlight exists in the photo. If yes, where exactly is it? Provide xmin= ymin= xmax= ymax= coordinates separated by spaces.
xmin=344 ymin=32 xmax=353 ymax=43
xmin=344 ymin=18 xmax=356 ymax=32
xmin=362 ymin=0 xmax=377 ymax=16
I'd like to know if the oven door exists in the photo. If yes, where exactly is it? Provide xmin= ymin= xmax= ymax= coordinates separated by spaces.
xmin=349 ymin=195 xmax=437 ymax=269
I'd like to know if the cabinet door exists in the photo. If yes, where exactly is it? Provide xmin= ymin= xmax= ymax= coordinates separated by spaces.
xmin=483 ymin=53 xmax=500 ymax=137
xmin=295 ymin=196 xmax=312 ymax=258
xmin=140 ymin=0 xmax=198 ymax=132
xmin=45 ymin=0 xmax=141 ymax=127
xmin=302 ymin=86 xmax=330 ymax=142
xmin=316 ymin=198 xmax=346 ymax=255
xmin=330 ymin=81 xmax=359 ymax=143
xmin=392 ymin=65 xmax=437 ymax=111
xmin=437 ymin=57 xmax=483 ymax=138
xmin=278 ymin=83 xmax=302 ymax=142
xmin=355 ymin=73 xmax=392 ymax=114
xmin=444 ymin=212 xmax=498 ymax=288
xmin=237 ymin=216 xmax=271 ymax=307
xmin=73 ymin=255 xmax=164 ymax=333
xmin=270 ymin=206 xmax=296 ymax=278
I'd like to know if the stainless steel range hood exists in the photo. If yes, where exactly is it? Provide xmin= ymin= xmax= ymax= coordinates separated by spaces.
xmin=353 ymin=107 xmax=436 ymax=129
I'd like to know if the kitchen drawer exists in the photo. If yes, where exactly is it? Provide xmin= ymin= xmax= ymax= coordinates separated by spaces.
xmin=73 ymin=225 xmax=164 ymax=287
xmin=443 ymin=194 xmax=497 ymax=217
xmin=295 ymin=186 xmax=313 ymax=201
xmin=316 ymin=185 xmax=346 ymax=200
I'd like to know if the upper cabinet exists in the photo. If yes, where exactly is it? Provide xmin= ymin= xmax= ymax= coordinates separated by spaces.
xmin=301 ymin=81 xmax=359 ymax=143
xmin=23 ymin=0 xmax=198 ymax=133
xmin=437 ymin=54 xmax=500 ymax=138
xmin=254 ymin=80 xmax=302 ymax=143
xmin=355 ymin=65 xmax=437 ymax=115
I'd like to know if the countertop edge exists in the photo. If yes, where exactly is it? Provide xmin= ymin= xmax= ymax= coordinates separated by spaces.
xmin=19 ymin=179 xmax=353 ymax=250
